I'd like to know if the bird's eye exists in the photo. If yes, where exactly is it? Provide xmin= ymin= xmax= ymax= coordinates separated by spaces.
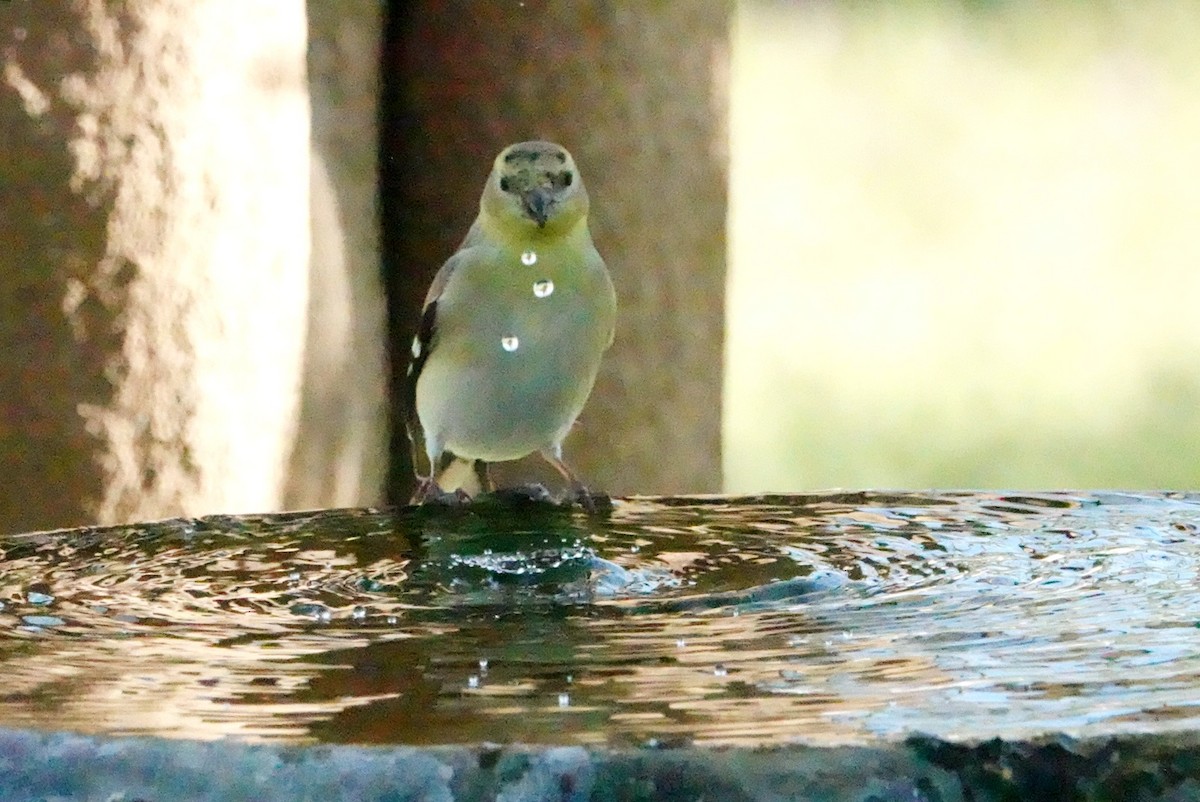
xmin=556 ymin=171 xmax=573 ymax=188
xmin=499 ymin=176 xmax=512 ymax=192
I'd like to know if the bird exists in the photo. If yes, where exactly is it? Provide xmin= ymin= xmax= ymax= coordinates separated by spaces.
xmin=405 ymin=140 xmax=616 ymax=509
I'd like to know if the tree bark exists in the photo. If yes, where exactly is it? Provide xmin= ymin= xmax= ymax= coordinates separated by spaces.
xmin=287 ymin=1 xmax=388 ymax=510
xmin=0 ymin=0 xmax=309 ymax=534
xmin=383 ymin=1 xmax=729 ymax=499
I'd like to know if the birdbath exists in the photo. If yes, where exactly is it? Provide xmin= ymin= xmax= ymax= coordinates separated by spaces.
xmin=1 ymin=491 xmax=1199 ymax=799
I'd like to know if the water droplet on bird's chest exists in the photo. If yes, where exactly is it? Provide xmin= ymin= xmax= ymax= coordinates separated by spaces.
xmin=521 ymin=251 xmax=537 ymax=266
xmin=501 ymin=336 xmax=520 ymax=352
xmin=533 ymin=279 xmax=554 ymax=298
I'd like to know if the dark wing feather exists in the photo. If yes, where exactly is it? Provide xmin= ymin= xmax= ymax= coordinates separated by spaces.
xmin=404 ymin=297 xmax=440 ymax=478
xmin=404 ymin=253 xmax=463 ymax=478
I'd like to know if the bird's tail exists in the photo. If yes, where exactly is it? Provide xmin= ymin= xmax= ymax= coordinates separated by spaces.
xmin=435 ymin=458 xmax=485 ymax=497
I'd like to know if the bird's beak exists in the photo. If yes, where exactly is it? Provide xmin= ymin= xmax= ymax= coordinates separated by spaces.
xmin=522 ymin=187 xmax=553 ymax=228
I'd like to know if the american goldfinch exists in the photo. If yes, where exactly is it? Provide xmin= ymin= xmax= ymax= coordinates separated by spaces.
xmin=406 ymin=141 xmax=616 ymax=508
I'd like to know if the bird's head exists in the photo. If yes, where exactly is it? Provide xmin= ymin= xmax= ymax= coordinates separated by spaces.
xmin=482 ymin=140 xmax=589 ymax=236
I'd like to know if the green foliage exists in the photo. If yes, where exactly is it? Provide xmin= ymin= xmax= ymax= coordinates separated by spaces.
xmin=727 ymin=0 xmax=1200 ymax=491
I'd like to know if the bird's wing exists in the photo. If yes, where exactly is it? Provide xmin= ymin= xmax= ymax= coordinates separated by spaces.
xmin=404 ymin=251 xmax=463 ymax=476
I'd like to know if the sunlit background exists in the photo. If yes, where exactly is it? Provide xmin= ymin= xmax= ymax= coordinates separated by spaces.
xmin=725 ymin=1 xmax=1200 ymax=493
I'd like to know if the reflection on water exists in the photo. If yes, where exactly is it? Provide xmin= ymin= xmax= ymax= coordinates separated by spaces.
xmin=1 ymin=492 xmax=1199 ymax=746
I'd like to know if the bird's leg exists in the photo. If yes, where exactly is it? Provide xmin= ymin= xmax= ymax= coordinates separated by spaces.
xmin=409 ymin=475 xmax=446 ymax=505
xmin=539 ymin=447 xmax=596 ymax=513
xmin=411 ymin=452 xmax=471 ymax=506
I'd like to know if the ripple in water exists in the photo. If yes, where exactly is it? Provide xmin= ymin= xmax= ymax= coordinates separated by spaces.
xmin=1 ymin=491 xmax=1199 ymax=746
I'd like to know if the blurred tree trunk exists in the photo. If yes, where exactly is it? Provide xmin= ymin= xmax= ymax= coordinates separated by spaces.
xmin=0 ymin=1 xmax=309 ymax=534
xmin=287 ymin=1 xmax=388 ymax=510
xmin=383 ymin=1 xmax=729 ymax=499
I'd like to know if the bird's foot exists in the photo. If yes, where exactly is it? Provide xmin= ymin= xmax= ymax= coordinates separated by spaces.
xmin=411 ymin=477 xmax=472 ymax=507
xmin=535 ymin=449 xmax=610 ymax=514
xmin=567 ymin=482 xmax=612 ymax=515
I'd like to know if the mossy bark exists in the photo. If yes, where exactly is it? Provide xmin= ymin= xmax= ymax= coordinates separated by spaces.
xmin=0 ymin=1 xmax=309 ymax=533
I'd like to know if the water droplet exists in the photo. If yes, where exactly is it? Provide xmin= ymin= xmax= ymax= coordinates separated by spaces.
xmin=468 ymin=675 xmax=480 ymax=689
xmin=521 ymin=250 xmax=537 ymax=265
xmin=352 ymin=606 xmax=367 ymax=621
xmin=410 ymin=337 xmax=422 ymax=358
xmin=558 ymin=692 xmax=570 ymax=707
xmin=501 ymin=336 xmax=519 ymax=352
xmin=26 ymin=591 xmax=54 ymax=606
xmin=386 ymin=616 xmax=398 ymax=625
xmin=713 ymin=664 xmax=728 ymax=677
xmin=292 ymin=602 xmax=333 ymax=623
xmin=630 ymin=545 xmax=640 ymax=553
xmin=566 ymin=674 xmax=574 ymax=684
xmin=287 ymin=571 xmax=301 ymax=582
xmin=676 ymin=638 xmax=687 ymax=649
xmin=479 ymin=658 xmax=489 ymax=672
xmin=22 ymin=615 xmax=64 ymax=628
xmin=533 ymin=279 xmax=554 ymax=298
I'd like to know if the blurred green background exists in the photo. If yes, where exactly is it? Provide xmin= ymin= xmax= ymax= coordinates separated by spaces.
xmin=724 ymin=0 xmax=1200 ymax=493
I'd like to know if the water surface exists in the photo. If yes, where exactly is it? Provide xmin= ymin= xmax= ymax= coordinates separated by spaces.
xmin=1 ymin=491 xmax=1198 ymax=747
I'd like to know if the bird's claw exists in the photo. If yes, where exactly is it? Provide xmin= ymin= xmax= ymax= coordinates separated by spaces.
xmin=568 ymin=483 xmax=612 ymax=515
xmin=411 ymin=478 xmax=472 ymax=507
